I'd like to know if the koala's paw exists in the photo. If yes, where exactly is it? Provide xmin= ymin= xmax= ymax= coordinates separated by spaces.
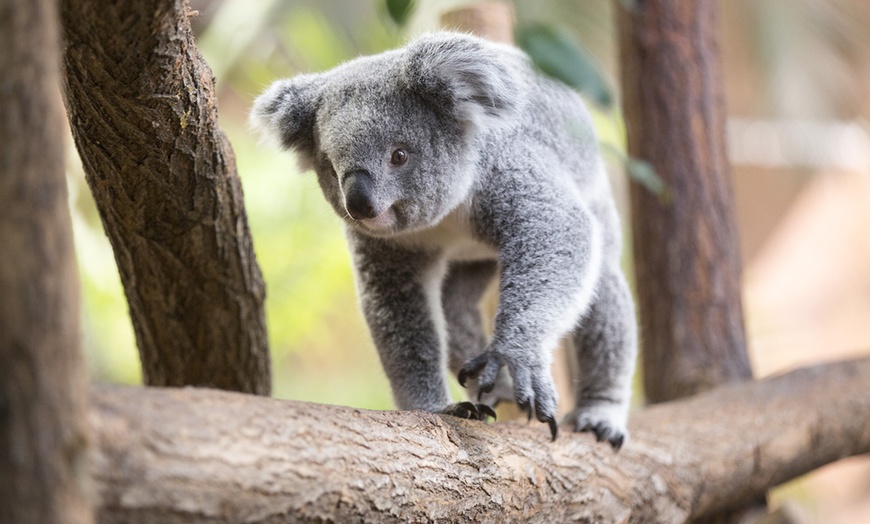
xmin=459 ymin=351 xmax=558 ymax=441
xmin=465 ymin=367 xmax=514 ymax=408
xmin=438 ymin=401 xmax=497 ymax=422
xmin=563 ymin=403 xmax=629 ymax=451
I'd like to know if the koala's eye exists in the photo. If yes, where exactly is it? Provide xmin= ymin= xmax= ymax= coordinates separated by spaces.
xmin=390 ymin=148 xmax=408 ymax=167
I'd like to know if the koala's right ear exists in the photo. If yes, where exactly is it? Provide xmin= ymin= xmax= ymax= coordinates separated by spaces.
xmin=401 ymin=33 xmax=521 ymax=133
xmin=250 ymin=74 xmax=321 ymax=156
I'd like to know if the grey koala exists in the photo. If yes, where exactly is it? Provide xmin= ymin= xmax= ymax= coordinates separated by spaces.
xmin=251 ymin=32 xmax=637 ymax=448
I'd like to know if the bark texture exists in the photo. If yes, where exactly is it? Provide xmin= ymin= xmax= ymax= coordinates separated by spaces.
xmin=90 ymin=357 xmax=870 ymax=524
xmin=0 ymin=0 xmax=92 ymax=521
xmin=619 ymin=0 xmax=751 ymax=404
xmin=60 ymin=0 xmax=270 ymax=394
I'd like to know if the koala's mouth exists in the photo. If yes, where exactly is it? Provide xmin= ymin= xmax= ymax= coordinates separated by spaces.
xmin=357 ymin=206 xmax=398 ymax=233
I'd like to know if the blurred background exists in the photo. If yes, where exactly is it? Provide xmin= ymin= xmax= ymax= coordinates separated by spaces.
xmin=64 ymin=1 xmax=870 ymax=522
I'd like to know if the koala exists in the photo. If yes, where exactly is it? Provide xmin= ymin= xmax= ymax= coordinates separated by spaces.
xmin=251 ymin=32 xmax=637 ymax=448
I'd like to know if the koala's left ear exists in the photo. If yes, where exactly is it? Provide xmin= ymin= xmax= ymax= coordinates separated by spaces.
xmin=402 ymin=33 xmax=521 ymax=132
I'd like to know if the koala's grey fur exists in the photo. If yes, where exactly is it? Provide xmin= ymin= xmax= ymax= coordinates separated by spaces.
xmin=251 ymin=32 xmax=637 ymax=448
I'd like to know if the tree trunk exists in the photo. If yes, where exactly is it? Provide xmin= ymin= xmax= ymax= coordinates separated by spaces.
xmin=89 ymin=357 xmax=870 ymax=523
xmin=60 ymin=0 xmax=271 ymax=395
xmin=618 ymin=0 xmax=751 ymax=405
xmin=618 ymin=2 xmax=760 ymax=518
xmin=0 ymin=0 xmax=93 ymax=521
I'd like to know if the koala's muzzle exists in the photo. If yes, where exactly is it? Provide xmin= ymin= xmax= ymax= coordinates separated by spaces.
xmin=342 ymin=170 xmax=381 ymax=220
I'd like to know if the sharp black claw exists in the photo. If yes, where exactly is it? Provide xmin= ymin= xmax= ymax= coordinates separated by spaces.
xmin=593 ymin=423 xmax=611 ymax=443
xmin=479 ymin=404 xmax=497 ymax=421
xmin=441 ymin=402 xmax=497 ymax=423
xmin=517 ymin=401 xmax=530 ymax=422
xmin=546 ymin=417 xmax=558 ymax=441
xmin=458 ymin=369 xmax=470 ymax=388
xmin=610 ymin=434 xmax=625 ymax=451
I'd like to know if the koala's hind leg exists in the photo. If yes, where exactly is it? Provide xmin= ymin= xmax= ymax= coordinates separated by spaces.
xmin=442 ymin=260 xmax=513 ymax=406
xmin=563 ymin=269 xmax=637 ymax=450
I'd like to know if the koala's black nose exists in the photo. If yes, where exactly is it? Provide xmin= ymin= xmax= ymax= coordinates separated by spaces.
xmin=342 ymin=170 xmax=379 ymax=220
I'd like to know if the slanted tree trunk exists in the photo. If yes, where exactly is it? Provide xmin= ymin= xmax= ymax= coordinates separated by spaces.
xmin=0 ymin=0 xmax=93 ymax=521
xmin=89 ymin=357 xmax=870 ymax=523
xmin=60 ymin=0 xmax=270 ymax=394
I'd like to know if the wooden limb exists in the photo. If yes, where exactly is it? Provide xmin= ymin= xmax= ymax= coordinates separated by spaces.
xmin=92 ymin=357 xmax=870 ymax=523
xmin=60 ymin=0 xmax=270 ymax=394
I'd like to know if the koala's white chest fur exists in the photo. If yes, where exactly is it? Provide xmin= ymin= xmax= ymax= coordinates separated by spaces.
xmin=393 ymin=201 xmax=497 ymax=262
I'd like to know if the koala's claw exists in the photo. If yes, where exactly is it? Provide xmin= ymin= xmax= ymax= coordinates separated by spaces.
xmin=462 ymin=351 xmax=559 ymax=440
xmin=518 ymin=400 xmax=558 ymax=441
xmin=518 ymin=400 xmax=533 ymax=422
xmin=544 ymin=415 xmax=558 ymax=441
xmin=458 ymin=351 xmax=501 ymax=390
xmin=439 ymin=401 xmax=497 ymax=422
xmin=576 ymin=420 xmax=624 ymax=450
xmin=565 ymin=406 xmax=629 ymax=451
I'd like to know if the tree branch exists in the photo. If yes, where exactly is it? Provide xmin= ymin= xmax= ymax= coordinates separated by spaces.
xmin=92 ymin=357 xmax=870 ymax=523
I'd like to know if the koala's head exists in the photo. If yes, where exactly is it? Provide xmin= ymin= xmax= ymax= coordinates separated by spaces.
xmin=251 ymin=32 xmax=521 ymax=236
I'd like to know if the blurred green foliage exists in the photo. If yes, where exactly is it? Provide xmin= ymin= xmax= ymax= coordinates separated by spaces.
xmin=516 ymin=22 xmax=612 ymax=108
xmin=385 ymin=0 xmax=416 ymax=27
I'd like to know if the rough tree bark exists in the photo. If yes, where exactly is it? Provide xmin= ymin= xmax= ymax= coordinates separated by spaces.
xmin=618 ymin=3 xmax=762 ymax=519
xmin=60 ymin=0 xmax=271 ymax=394
xmin=0 ymin=0 xmax=93 ymax=521
xmin=89 ymin=357 xmax=870 ymax=523
xmin=618 ymin=0 xmax=752 ymax=403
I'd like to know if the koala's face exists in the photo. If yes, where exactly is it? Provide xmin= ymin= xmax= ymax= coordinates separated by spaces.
xmin=310 ymin=78 xmax=471 ymax=236
xmin=251 ymin=33 xmax=521 ymax=236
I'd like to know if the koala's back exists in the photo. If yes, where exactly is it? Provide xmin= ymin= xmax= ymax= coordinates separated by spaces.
xmin=474 ymin=47 xmax=621 ymax=261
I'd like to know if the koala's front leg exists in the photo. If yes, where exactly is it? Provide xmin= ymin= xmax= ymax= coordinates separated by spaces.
xmin=351 ymin=238 xmax=450 ymax=411
xmin=460 ymin=201 xmax=603 ymax=440
xmin=350 ymin=236 xmax=493 ymax=421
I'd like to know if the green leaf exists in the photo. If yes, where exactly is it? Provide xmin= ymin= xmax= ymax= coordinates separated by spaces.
xmin=601 ymin=143 xmax=671 ymax=202
xmin=626 ymin=157 xmax=670 ymax=202
xmin=515 ymin=22 xmax=612 ymax=108
xmin=385 ymin=0 xmax=414 ymax=27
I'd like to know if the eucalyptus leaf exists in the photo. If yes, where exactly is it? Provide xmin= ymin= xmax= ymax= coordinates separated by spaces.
xmin=601 ymin=143 xmax=670 ymax=202
xmin=515 ymin=23 xmax=612 ymax=108
xmin=385 ymin=0 xmax=414 ymax=27
xmin=627 ymin=158 xmax=670 ymax=202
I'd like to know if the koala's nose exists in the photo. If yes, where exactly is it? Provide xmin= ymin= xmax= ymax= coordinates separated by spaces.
xmin=342 ymin=170 xmax=379 ymax=220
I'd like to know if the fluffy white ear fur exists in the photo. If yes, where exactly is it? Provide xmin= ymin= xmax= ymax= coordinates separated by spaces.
xmin=249 ymin=74 xmax=321 ymax=159
xmin=403 ymin=32 xmax=522 ymax=133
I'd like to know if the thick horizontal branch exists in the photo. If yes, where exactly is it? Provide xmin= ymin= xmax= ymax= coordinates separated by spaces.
xmin=91 ymin=357 xmax=870 ymax=523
